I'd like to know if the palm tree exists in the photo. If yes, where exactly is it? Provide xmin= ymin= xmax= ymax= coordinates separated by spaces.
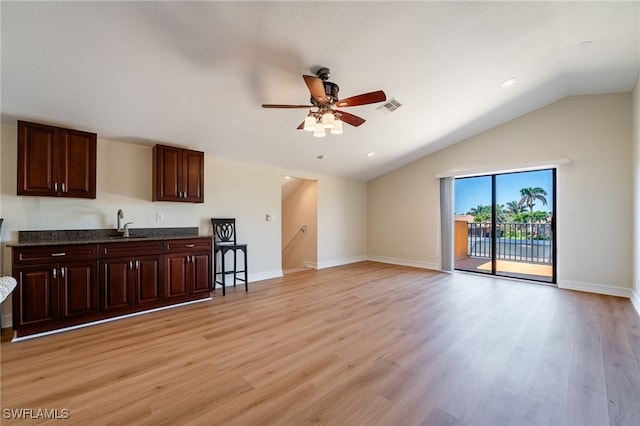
xmin=518 ymin=187 xmax=548 ymax=213
xmin=467 ymin=204 xmax=491 ymax=222
xmin=505 ymin=200 xmax=523 ymax=215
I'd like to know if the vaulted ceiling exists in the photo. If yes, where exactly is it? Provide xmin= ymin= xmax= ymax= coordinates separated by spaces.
xmin=2 ymin=1 xmax=638 ymax=181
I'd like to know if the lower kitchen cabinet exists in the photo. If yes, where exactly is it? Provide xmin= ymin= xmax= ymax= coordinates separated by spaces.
xmin=59 ymin=260 xmax=99 ymax=321
xmin=99 ymin=241 xmax=164 ymax=313
xmin=100 ymin=256 xmax=163 ymax=313
xmin=11 ymin=237 xmax=212 ymax=338
xmin=13 ymin=264 xmax=59 ymax=329
xmin=164 ymin=238 xmax=212 ymax=301
xmin=12 ymin=244 xmax=99 ymax=334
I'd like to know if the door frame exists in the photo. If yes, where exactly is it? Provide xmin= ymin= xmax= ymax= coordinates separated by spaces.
xmin=454 ymin=168 xmax=557 ymax=284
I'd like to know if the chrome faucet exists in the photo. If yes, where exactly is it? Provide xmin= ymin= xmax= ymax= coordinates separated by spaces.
xmin=117 ymin=209 xmax=124 ymax=232
xmin=123 ymin=222 xmax=133 ymax=238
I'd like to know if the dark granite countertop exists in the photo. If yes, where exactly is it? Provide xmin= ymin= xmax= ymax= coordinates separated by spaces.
xmin=7 ymin=227 xmax=212 ymax=247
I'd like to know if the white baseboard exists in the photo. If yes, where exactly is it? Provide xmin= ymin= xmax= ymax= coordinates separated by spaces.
xmin=367 ymin=255 xmax=439 ymax=270
xmin=247 ymin=269 xmax=282 ymax=283
xmin=303 ymin=260 xmax=318 ymax=270
xmin=557 ymin=279 xmax=633 ymax=298
xmin=631 ymin=289 xmax=640 ymax=317
xmin=317 ymin=255 xmax=367 ymax=270
xmin=283 ymin=267 xmax=312 ymax=274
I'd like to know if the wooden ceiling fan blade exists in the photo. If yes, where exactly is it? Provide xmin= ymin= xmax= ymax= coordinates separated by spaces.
xmin=335 ymin=110 xmax=366 ymax=127
xmin=297 ymin=121 xmax=305 ymax=130
xmin=303 ymin=75 xmax=327 ymax=104
xmin=334 ymin=90 xmax=386 ymax=108
xmin=262 ymin=104 xmax=313 ymax=109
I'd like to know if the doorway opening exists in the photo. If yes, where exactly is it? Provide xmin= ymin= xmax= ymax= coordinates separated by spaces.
xmin=454 ymin=169 xmax=556 ymax=283
xmin=281 ymin=176 xmax=318 ymax=274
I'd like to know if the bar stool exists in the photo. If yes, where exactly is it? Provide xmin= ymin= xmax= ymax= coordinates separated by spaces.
xmin=211 ymin=218 xmax=248 ymax=296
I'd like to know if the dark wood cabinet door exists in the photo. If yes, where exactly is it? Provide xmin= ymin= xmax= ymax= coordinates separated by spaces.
xmin=59 ymin=129 xmax=97 ymax=198
xmin=13 ymin=265 xmax=59 ymax=328
xmin=59 ymin=260 xmax=98 ymax=320
xmin=135 ymin=256 xmax=164 ymax=307
xmin=17 ymin=121 xmax=60 ymax=196
xmin=183 ymin=149 xmax=204 ymax=203
xmin=17 ymin=120 xmax=96 ymax=199
xmin=100 ymin=258 xmax=135 ymax=313
xmin=153 ymin=144 xmax=204 ymax=203
xmin=153 ymin=144 xmax=182 ymax=201
xmin=165 ymin=254 xmax=189 ymax=299
xmin=192 ymin=253 xmax=212 ymax=294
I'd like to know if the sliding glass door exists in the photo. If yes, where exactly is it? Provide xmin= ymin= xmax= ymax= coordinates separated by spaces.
xmin=454 ymin=169 xmax=555 ymax=283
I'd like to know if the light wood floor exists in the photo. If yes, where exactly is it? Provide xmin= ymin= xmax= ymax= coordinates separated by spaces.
xmin=2 ymin=261 xmax=639 ymax=425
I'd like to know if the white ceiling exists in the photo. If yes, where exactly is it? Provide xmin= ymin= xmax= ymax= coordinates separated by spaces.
xmin=2 ymin=1 xmax=639 ymax=181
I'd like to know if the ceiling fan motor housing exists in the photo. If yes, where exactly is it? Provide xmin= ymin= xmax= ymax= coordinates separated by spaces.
xmin=310 ymin=81 xmax=339 ymax=106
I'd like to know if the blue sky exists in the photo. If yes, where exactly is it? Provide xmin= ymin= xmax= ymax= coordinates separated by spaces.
xmin=455 ymin=169 xmax=553 ymax=215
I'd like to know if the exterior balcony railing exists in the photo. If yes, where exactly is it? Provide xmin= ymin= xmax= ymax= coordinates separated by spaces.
xmin=462 ymin=222 xmax=553 ymax=265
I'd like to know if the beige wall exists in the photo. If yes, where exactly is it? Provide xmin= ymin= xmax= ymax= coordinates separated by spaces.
xmin=0 ymin=123 xmax=369 ymax=324
xmin=317 ymin=176 xmax=368 ymax=268
xmin=369 ymin=93 xmax=634 ymax=296
xmin=282 ymin=179 xmax=318 ymax=271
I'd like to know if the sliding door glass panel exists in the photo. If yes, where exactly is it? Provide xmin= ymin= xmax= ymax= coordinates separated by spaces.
xmin=495 ymin=170 xmax=554 ymax=282
xmin=454 ymin=175 xmax=492 ymax=275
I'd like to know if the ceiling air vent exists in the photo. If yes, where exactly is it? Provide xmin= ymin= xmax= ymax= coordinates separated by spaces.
xmin=376 ymin=98 xmax=402 ymax=114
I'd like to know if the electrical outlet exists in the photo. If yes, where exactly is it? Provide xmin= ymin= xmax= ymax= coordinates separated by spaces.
xmin=156 ymin=212 xmax=164 ymax=222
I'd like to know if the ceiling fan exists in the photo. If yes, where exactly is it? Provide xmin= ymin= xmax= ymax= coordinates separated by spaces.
xmin=261 ymin=67 xmax=386 ymax=136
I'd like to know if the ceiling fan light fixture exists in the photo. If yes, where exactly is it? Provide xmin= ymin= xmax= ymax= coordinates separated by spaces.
xmin=330 ymin=119 xmax=343 ymax=134
xmin=304 ymin=115 xmax=317 ymax=131
xmin=322 ymin=112 xmax=335 ymax=129
xmin=313 ymin=122 xmax=326 ymax=137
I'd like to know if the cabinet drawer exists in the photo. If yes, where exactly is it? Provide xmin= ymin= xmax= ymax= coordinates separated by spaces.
xmin=13 ymin=244 xmax=99 ymax=266
xmin=100 ymin=240 xmax=164 ymax=258
xmin=164 ymin=238 xmax=212 ymax=253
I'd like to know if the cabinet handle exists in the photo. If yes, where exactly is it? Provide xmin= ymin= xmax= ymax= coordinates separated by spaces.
xmin=61 ymin=183 xmax=66 ymax=193
xmin=60 ymin=267 xmax=66 ymax=278
xmin=186 ymin=244 xmax=195 ymax=248
xmin=129 ymin=261 xmax=133 ymax=270
xmin=54 ymin=182 xmax=58 ymax=191
xmin=136 ymin=261 xmax=140 ymax=269
xmin=51 ymin=252 xmax=66 ymax=257
xmin=52 ymin=268 xmax=57 ymax=278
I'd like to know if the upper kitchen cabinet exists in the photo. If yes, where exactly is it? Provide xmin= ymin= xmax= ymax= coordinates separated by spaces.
xmin=152 ymin=144 xmax=204 ymax=203
xmin=17 ymin=120 xmax=97 ymax=199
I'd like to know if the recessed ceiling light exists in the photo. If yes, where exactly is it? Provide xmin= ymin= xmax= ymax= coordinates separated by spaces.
xmin=501 ymin=78 xmax=516 ymax=88
xmin=366 ymin=152 xmax=375 ymax=157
